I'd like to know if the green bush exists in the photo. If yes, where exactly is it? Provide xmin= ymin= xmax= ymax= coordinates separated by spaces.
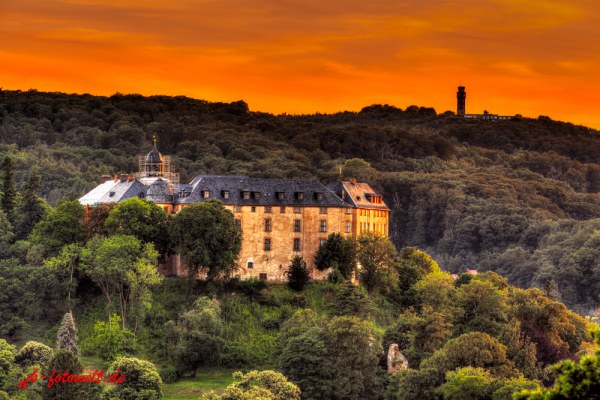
xmin=158 ymin=366 xmax=180 ymax=384
xmin=102 ymin=357 xmax=163 ymax=400
xmin=290 ymin=294 xmax=308 ymax=308
xmin=14 ymin=341 xmax=53 ymax=369
xmin=261 ymin=317 xmax=281 ymax=331
xmin=86 ymin=314 xmax=135 ymax=361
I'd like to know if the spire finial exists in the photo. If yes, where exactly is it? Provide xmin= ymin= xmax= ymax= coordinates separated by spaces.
xmin=153 ymin=135 xmax=156 ymax=148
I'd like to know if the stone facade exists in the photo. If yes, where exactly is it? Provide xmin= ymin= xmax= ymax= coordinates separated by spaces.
xmin=80 ymin=144 xmax=390 ymax=281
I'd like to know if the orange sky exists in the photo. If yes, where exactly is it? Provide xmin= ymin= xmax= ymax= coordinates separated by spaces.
xmin=2 ymin=0 xmax=600 ymax=128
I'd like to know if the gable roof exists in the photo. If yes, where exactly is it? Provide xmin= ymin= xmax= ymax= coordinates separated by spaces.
xmin=329 ymin=181 xmax=389 ymax=211
xmin=79 ymin=180 xmax=118 ymax=206
xmin=96 ymin=180 xmax=148 ymax=204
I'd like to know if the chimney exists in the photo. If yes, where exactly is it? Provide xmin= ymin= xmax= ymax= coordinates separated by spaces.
xmin=127 ymin=174 xmax=131 ymax=182
xmin=120 ymin=174 xmax=127 ymax=182
xmin=349 ymin=178 xmax=357 ymax=186
xmin=114 ymin=175 xmax=118 ymax=182
xmin=101 ymin=175 xmax=111 ymax=184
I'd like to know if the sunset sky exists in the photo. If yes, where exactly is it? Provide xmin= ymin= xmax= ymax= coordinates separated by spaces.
xmin=2 ymin=0 xmax=600 ymax=127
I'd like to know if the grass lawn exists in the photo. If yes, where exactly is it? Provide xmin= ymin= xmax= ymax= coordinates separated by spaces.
xmin=79 ymin=356 xmax=238 ymax=399
xmin=161 ymin=369 xmax=239 ymax=399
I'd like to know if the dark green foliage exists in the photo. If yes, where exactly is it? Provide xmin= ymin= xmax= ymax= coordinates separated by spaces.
xmin=105 ymin=198 xmax=171 ymax=261
xmin=454 ymin=273 xmax=473 ymax=288
xmin=103 ymin=357 xmax=163 ymax=400
xmin=290 ymin=294 xmax=308 ymax=308
xmin=170 ymin=297 xmax=226 ymax=376
xmin=31 ymin=200 xmax=86 ymax=257
xmin=286 ymin=256 xmax=311 ymax=291
xmin=170 ymin=199 xmax=242 ymax=280
xmin=0 ymin=156 xmax=16 ymax=226
xmin=158 ymin=367 xmax=180 ymax=384
xmin=40 ymin=349 xmax=100 ymax=400
xmin=313 ymin=233 xmax=357 ymax=280
xmin=261 ymin=317 xmax=281 ymax=331
xmin=328 ymin=283 xmax=373 ymax=319
xmin=0 ymin=340 xmax=16 ymax=391
xmin=14 ymin=166 xmax=50 ymax=241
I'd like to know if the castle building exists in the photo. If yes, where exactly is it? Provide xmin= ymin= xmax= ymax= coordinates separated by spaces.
xmin=79 ymin=142 xmax=390 ymax=281
xmin=457 ymin=86 xmax=512 ymax=120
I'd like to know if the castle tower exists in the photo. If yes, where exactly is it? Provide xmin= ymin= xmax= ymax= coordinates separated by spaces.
xmin=457 ymin=86 xmax=466 ymax=116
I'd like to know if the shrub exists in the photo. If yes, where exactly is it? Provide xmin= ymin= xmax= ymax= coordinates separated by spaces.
xmin=87 ymin=314 xmax=135 ymax=361
xmin=14 ymin=341 xmax=53 ymax=369
xmin=158 ymin=366 xmax=180 ymax=384
xmin=102 ymin=357 xmax=163 ymax=400
xmin=40 ymin=349 xmax=102 ymax=400
xmin=261 ymin=317 xmax=281 ymax=331
xmin=290 ymin=294 xmax=308 ymax=308
xmin=199 ymin=370 xmax=301 ymax=400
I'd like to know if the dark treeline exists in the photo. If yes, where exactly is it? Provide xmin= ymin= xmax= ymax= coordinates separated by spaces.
xmin=3 ymin=88 xmax=600 ymax=313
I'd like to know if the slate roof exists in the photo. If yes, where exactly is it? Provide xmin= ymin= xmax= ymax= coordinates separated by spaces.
xmin=175 ymin=176 xmax=348 ymax=207
xmin=95 ymin=179 xmax=148 ymax=204
xmin=146 ymin=143 xmax=163 ymax=164
xmin=79 ymin=180 xmax=118 ymax=206
xmin=327 ymin=181 xmax=390 ymax=211
xmin=146 ymin=177 xmax=173 ymax=204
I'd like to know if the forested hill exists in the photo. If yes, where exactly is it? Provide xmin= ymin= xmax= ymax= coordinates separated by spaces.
xmin=3 ymin=88 xmax=600 ymax=313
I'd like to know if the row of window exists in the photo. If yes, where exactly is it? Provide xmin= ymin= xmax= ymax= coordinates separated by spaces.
xmin=359 ymin=222 xmax=387 ymax=235
xmin=236 ymin=218 xmax=353 ymax=234
xmin=257 ymin=238 xmax=330 ymax=252
xmin=359 ymin=209 xmax=387 ymax=217
xmin=234 ymin=206 xmax=352 ymax=214
xmin=203 ymin=190 xmax=327 ymax=201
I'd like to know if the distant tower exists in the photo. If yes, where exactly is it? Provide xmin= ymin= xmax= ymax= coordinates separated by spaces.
xmin=457 ymin=86 xmax=466 ymax=116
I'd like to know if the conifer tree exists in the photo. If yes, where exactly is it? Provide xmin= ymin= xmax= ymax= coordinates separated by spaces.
xmin=57 ymin=312 xmax=79 ymax=356
xmin=0 ymin=156 xmax=16 ymax=225
xmin=14 ymin=166 xmax=48 ymax=241
xmin=285 ymin=256 xmax=311 ymax=291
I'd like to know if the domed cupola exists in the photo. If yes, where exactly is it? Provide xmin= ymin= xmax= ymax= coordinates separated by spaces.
xmin=145 ymin=140 xmax=164 ymax=164
xmin=146 ymin=177 xmax=173 ymax=204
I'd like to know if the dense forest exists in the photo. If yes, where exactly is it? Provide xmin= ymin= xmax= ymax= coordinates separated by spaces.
xmin=3 ymin=88 xmax=600 ymax=399
xmin=2 ymin=88 xmax=600 ymax=314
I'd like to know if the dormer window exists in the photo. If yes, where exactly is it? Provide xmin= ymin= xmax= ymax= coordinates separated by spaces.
xmin=242 ymin=191 xmax=250 ymax=199
xmin=222 ymin=190 xmax=230 ymax=199
xmin=253 ymin=192 xmax=261 ymax=200
xmin=315 ymin=192 xmax=323 ymax=201
xmin=341 ymin=191 xmax=345 ymax=200
xmin=203 ymin=190 xmax=210 ymax=198
xmin=277 ymin=192 xmax=284 ymax=200
xmin=296 ymin=192 xmax=304 ymax=201
xmin=109 ymin=192 xmax=115 ymax=197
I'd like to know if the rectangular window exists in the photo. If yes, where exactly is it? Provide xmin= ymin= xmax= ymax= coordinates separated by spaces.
xmin=280 ymin=207 xmax=285 ymax=213
xmin=236 ymin=206 xmax=241 ymax=212
xmin=243 ymin=191 xmax=250 ymax=199
xmin=252 ymin=207 xmax=256 ymax=212
xmin=316 ymin=192 xmax=323 ymax=200
xmin=259 ymin=273 xmax=267 ymax=280
xmin=320 ymin=207 xmax=327 ymax=214
xmin=294 ymin=220 xmax=301 ymax=232
xmin=223 ymin=190 xmax=230 ymax=199
xmin=346 ymin=208 xmax=351 ymax=214
xmin=296 ymin=192 xmax=304 ymax=200
xmin=320 ymin=221 xmax=327 ymax=232
xmin=253 ymin=192 xmax=261 ymax=199
xmin=235 ymin=219 xmax=241 ymax=229
xmin=203 ymin=190 xmax=209 ymax=198
xmin=264 ymin=239 xmax=271 ymax=251
xmin=265 ymin=220 xmax=271 ymax=232
xmin=320 ymin=239 xmax=326 ymax=246
xmin=265 ymin=206 xmax=271 ymax=213
xmin=346 ymin=221 xmax=351 ymax=233
xmin=294 ymin=207 xmax=301 ymax=214
xmin=248 ymin=261 xmax=254 ymax=269
xmin=277 ymin=192 xmax=284 ymax=200
xmin=163 ymin=206 xmax=169 ymax=213
xmin=293 ymin=239 xmax=300 ymax=251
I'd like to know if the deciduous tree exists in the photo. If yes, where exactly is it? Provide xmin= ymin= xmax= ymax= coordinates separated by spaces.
xmin=357 ymin=231 xmax=397 ymax=299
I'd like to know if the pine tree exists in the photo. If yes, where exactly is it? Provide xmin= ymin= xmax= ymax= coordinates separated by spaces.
xmin=57 ymin=313 xmax=79 ymax=356
xmin=14 ymin=166 xmax=48 ymax=241
xmin=285 ymin=256 xmax=311 ymax=291
xmin=0 ymin=156 xmax=16 ymax=225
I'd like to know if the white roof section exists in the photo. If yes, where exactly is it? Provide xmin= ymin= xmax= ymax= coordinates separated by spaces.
xmin=79 ymin=180 xmax=118 ymax=206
